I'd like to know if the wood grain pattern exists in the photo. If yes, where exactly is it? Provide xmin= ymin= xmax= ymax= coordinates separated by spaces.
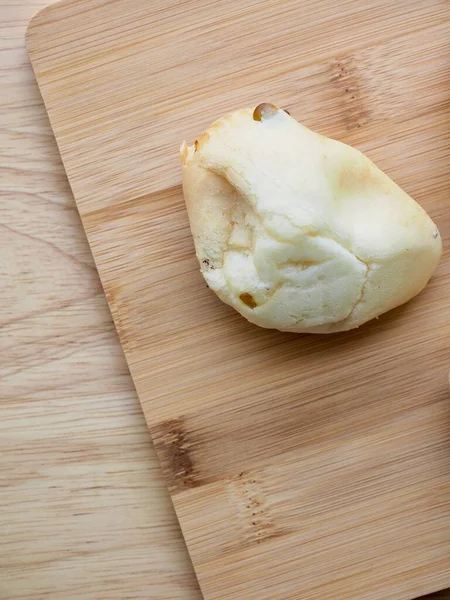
xmin=0 ymin=2 xmax=200 ymax=599
xmin=25 ymin=0 xmax=450 ymax=599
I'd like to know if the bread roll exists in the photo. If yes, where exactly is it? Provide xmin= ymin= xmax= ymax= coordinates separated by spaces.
xmin=180 ymin=104 xmax=441 ymax=333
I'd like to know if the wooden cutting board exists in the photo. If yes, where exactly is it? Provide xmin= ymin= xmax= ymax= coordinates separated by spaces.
xmin=26 ymin=1 xmax=450 ymax=598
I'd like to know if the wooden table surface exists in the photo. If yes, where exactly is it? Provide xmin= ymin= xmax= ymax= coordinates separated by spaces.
xmin=0 ymin=2 xmax=200 ymax=599
xmin=0 ymin=2 xmax=448 ymax=599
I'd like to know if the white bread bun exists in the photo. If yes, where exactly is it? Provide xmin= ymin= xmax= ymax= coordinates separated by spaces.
xmin=181 ymin=104 xmax=441 ymax=333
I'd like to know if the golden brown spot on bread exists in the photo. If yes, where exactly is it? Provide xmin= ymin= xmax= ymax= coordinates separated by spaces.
xmin=339 ymin=162 xmax=387 ymax=195
xmin=240 ymin=293 xmax=258 ymax=308
xmin=278 ymin=259 xmax=319 ymax=269
xmin=195 ymin=131 xmax=210 ymax=150
xmin=253 ymin=103 xmax=279 ymax=121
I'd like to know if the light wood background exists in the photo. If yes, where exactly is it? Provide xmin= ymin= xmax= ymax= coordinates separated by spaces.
xmin=1 ymin=1 xmax=449 ymax=599
xmin=25 ymin=1 xmax=450 ymax=599
xmin=0 ymin=2 xmax=200 ymax=599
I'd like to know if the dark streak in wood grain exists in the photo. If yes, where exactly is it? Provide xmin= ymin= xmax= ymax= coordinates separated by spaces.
xmin=329 ymin=56 xmax=370 ymax=131
xmin=152 ymin=418 xmax=198 ymax=493
xmin=226 ymin=471 xmax=286 ymax=549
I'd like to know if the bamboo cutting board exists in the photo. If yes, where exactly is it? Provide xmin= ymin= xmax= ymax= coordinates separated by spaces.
xmin=26 ymin=1 xmax=450 ymax=599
